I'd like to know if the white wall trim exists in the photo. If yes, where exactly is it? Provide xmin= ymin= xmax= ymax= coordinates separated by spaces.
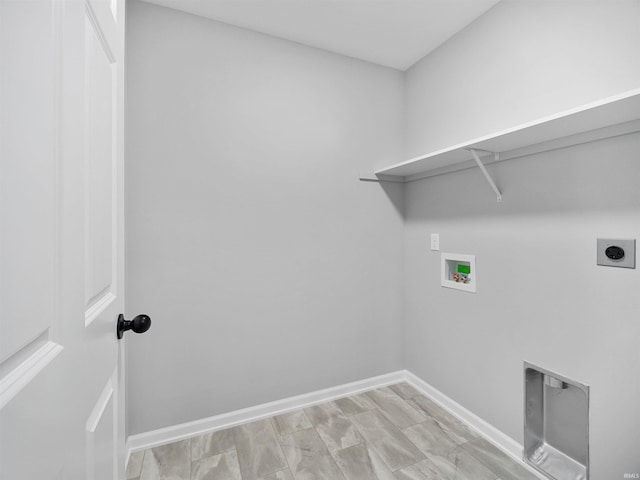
xmin=404 ymin=371 xmax=546 ymax=479
xmin=403 ymin=371 xmax=522 ymax=457
xmin=126 ymin=369 xmax=544 ymax=479
xmin=126 ymin=370 xmax=405 ymax=454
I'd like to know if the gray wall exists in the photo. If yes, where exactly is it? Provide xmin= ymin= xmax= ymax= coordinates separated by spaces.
xmin=403 ymin=0 xmax=640 ymax=476
xmin=404 ymin=136 xmax=640 ymax=477
xmin=126 ymin=0 xmax=640 ymax=474
xmin=126 ymin=1 xmax=405 ymax=435
xmin=405 ymin=0 xmax=640 ymax=158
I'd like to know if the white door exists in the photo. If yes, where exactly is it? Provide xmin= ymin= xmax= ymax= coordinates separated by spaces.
xmin=1 ymin=0 xmax=128 ymax=479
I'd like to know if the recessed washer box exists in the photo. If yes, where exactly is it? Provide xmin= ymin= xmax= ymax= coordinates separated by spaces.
xmin=441 ymin=253 xmax=476 ymax=293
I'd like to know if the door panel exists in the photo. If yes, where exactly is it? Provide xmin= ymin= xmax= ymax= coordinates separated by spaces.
xmin=0 ymin=2 xmax=66 ymax=476
xmin=86 ymin=371 xmax=117 ymax=480
xmin=84 ymin=3 xmax=116 ymax=324
xmin=0 ymin=0 xmax=126 ymax=479
xmin=0 ymin=0 xmax=57 ymax=365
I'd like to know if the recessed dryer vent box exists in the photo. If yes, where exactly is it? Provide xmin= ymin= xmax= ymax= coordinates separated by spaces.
xmin=441 ymin=253 xmax=476 ymax=293
xmin=524 ymin=362 xmax=589 ymax=480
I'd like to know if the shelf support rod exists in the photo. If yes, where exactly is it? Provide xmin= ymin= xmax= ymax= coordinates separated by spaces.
xmin=468 ymin=148 xmax=502 ymax=203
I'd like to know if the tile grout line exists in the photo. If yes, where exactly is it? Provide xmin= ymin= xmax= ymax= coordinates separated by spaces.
xmin=347 ymin=407 xmax=405 ymax=473
xmin=225 ymin=426 xmax=241 ymax=480
xmin=140 ymin=449 xmax=147 ymax=480
xmin=391 ymin=388 xmax=469 ymax=477
xmin=188 ymin=439 xmax=192 ymax=480
xmin=399 ymin=390 xmax=507 ymax=479
xmin=309 ymin=417 xmax=349 ymax=480
xmin=188 ymin=437 xmax=193 ymax=480
xmin=233 ymin=432 xmax=242 ymax=480
xmin=304 ymin=402 xmax=362 ymax=479
xmin=276 ymin=414 xmax=348 ymax=480
xmin=319 ymin=424 xmax=349 ymax=480
xmin=325 ymin=410 xmax=393 ymax=479
xmin=267 ymin=416 xmax=293 ymax=480
xmin=393 ymin=389 xmax=507 ymax=479
xmin=275 ymin=421 xmax=297 ymax=480
xmin=360 ymin=387 xmax=432 ymax=473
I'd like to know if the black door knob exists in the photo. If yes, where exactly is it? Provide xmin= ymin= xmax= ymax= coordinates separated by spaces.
xmin=117 ymin=314 xmax=151 ymax=339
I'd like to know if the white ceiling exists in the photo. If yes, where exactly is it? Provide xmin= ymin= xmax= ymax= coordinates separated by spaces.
xmin=141 ymin=0 xmax=500 ymax=71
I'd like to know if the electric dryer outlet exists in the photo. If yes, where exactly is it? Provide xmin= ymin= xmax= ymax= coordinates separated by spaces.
xmin=596 ymin=238 xmax=635 ymax=268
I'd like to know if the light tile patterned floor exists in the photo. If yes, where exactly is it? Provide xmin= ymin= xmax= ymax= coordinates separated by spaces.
xmin=126 ymin=382 xmax=540 ymax=480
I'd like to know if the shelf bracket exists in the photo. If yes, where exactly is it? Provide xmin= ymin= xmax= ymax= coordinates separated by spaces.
xmin=468 ymin=148 xmax=502 ymax=203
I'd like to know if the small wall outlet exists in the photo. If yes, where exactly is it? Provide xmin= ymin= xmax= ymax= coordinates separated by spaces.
xmin=431 ymin=233 xmax=440 ymax=251
xmin=597 ymin=238 xmax=635 ymax=268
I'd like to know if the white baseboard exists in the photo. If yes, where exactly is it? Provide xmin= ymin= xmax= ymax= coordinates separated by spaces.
xmin=127 ymin=369 xmax=543 ymax=479
xmin=126 ymin=370 xmax=405 ymax=454
xmin=404 ymin=371 xmax=523 ymax=459
xmin=404 ymin=371 xmax=547 ymax=480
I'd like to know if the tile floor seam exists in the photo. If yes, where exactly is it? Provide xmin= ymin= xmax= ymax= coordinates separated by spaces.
xmin=375 ymin=391 xmax=435 ymax=470
xmin=311 ymin=421 xmax=351 ymax=480
xmin=278 ymin=424 xmax=347 ymax=480
xmin=328 ymin=449 xmax=349 ymax=480
xmin=269 ymin=419 xmax=290 ymax=478
xmin=352 ymin=408 xmax=391 ymax=471
xmin=349 ymin=408 xmax=421 ymax=473
xmin=273 ymin=423 xmax=296 ymax=480
xmin=347 ymin=409 xmax=386 ymax=471
xmin=364 ymin=388 xmax=430 ymax=431
xmin=305 ymin=401 xmax=363 ymax=454
xmin=229 ymin=426 xmax=240 ymax=480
